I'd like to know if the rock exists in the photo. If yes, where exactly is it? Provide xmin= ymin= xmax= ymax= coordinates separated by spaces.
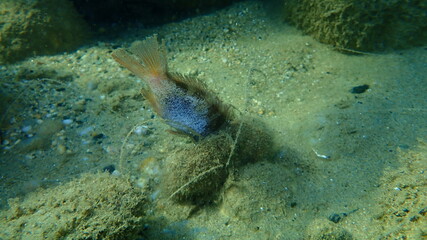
xmin=0 ymin=0 xmax=90 ymax=64
xmin=283 ymin=0 xmax=427 ymax=52
xmin=57 ymin=144 xmax=67 ymax=154
xmin=162 ymin=131 xmax=232 ymax=204
xmin=328 ymin=213 xmax=343 ymax=223
xmin=350 ymin=84 xmax=369 ymax=94
xmin=0 ymin=173 xmax=147 ymax=240
xmin=161 ymin=118 xmax=274 ymax=204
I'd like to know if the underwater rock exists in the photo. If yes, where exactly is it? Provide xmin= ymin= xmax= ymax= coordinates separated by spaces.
xmin=0 ymin=0 xmax=89 ymax=64
xmin=0 ymin=173 xmax=147 ymax=240
xmin=283 ymin=0 xmax=427 ymax=52
xmin=162 ymin=118 xmax=274 ymax=204
xmin=163 ymin=130 xmax=231 ymax=203
xmin=350 ymin=84 xmax=369 ymax=94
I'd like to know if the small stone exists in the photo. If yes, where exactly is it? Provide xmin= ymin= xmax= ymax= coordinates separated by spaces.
xmin=62 ymin=119 xmax=73 ymax=125
xmin=103 ymin=165 xmax=115 ymax=173
xmin=134 ymin=126 xmax=151 ymax=136
xmin=57 ymin=144 xmax=67 ymax=154
xmin=419 ymin=207 xmax=427 ymax=216
xmin=350 ymin=84 xmax=369 ymax=94
xmin=73 ymin=99 xmax=87 ymax=112
xmin=409 ymin=216 xmax=419 ymax=222
xmin=22 ymin=126 xmax=32 ymax=133
xmin=328 ymin=213 xmax=342 ymax=223
xmin=92 ymin=133 xmax=105 ymax=143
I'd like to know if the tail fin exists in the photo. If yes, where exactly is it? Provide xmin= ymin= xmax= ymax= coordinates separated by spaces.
xmin=112 ymin=35 xmax=168 ymax=78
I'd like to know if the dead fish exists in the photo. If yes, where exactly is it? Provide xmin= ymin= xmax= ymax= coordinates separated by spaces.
xmin=112 ymin=35 xmax=232 ymax=140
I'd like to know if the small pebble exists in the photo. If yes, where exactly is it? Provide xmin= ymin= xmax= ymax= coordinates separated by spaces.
xmin=73 ymin=99 xmax=87 ymax=112
xmin=22 ymin=126 xmax=32 ymax=133
xmin=112 ymin=170 xmax=121 ymax=176
xmin=419 ymin=207 xmax=427 ymax=216
xmin=134 ymin=126 xmax=150 ymax=136
xmin=57 ymin=144 xmax=67 ymax=154
xmin=350 ymin=84 xmax=369 ymax=94
xmin=328 ymin=213 xmax=342 ymax=223
xmin=62 ymin=119 xmax=73 ymax=125
xmin=79 ymin=126 xmax=94 ymax=136
xmin=103 ymin=164 xmax=115 ymax=173
xmin=92 ymin=133 xmax=105 ymax=139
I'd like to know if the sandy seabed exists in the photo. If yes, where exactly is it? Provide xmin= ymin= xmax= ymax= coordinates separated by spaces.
xmin=1 ymin=1 xmax=426 ymax=239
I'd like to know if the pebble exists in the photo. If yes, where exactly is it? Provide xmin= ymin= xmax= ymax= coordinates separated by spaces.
xmin=350 ymin=84 xmax=369 ymax=94
xmin=328 ymin=213 xmax=343 ymax=223
xmin=22 ymin=126 xmax=32 ymax=133
xmin=72 ymin=99 xmax=87 ymax=112
xmin=103 ymin=164 xmax=115 ymax=173
xmin=57 ymin=144 xmax=67 ymax=154
xmin=79 ymin=126 xmax=94 ymax=136
xmin=134 ymin=125 xmax=150 ymax=136
xmin=419 ymin=207 xmax=427 ymax=216
xmin=91 ymin=133 xmax=105 ymax=140
xmin=62 ymin=119 xmax=73 ymax=125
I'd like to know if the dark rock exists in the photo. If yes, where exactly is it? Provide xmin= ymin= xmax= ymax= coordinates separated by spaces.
xmin=419 ymin=207 xmax=427 ymax=216
xmin=410 ymin=216 xmax=419 ymax=222
xmin=103 ymin=165 xmax=115 ymax=173
xmin=92 ymin=133 xmax=105 ymax=140
xmin=328 ymin=213 xmax=342 ymax=223
xmin=350 ymin=84 xmax=369 ymax=94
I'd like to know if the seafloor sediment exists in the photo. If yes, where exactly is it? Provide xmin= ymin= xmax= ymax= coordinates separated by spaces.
xmin=0 ymin=1 xmax=426 ymax=239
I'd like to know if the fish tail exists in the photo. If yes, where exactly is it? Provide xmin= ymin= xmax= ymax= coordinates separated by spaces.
xmin=130 ymin=34 xmax=168 ymax=77
xmin=112 ymin=34 xmax=168 ymax=79
xmin=112 ymin=49 xmax=146 ymax=79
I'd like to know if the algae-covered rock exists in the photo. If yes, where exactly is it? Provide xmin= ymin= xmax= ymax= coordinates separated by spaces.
xmin=283 ymin=0 xmax=427 ymax=52
xmin=0 ymin=0 xmax=89 ymax=64
xmin=0 ymin=172 xmax=147 ymax=240
xmin=163 ymin=131 xmax=232 ymax=204
xmin=162 ymin=118 xmax=274 ymax=204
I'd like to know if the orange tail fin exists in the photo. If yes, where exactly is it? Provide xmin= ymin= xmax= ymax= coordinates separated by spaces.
xmin=112 ymin=35 xmax=168 ymax=79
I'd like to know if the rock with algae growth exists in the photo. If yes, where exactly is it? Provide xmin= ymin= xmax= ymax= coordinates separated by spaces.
xmin=0 ymin=172 xmax=147 ymax=240
xmin=0 ymin=0 xmax=89 ymax=64
xmin=162 ymin=118 xmax=274 ymax=204
xmin=283 ymin=0 xmax=427 ymax=52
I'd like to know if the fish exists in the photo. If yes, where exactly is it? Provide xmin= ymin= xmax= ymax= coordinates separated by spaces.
xmin=112 ymin=35 xmax=232 ymax=140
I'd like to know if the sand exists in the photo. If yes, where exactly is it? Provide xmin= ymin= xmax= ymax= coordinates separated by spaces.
xmin=0 ymin=1 xmax=425 ymax=239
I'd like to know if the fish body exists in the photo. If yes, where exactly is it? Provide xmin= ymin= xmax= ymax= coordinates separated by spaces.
xmin=112 ymin=35 xmax=231 ymax=139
